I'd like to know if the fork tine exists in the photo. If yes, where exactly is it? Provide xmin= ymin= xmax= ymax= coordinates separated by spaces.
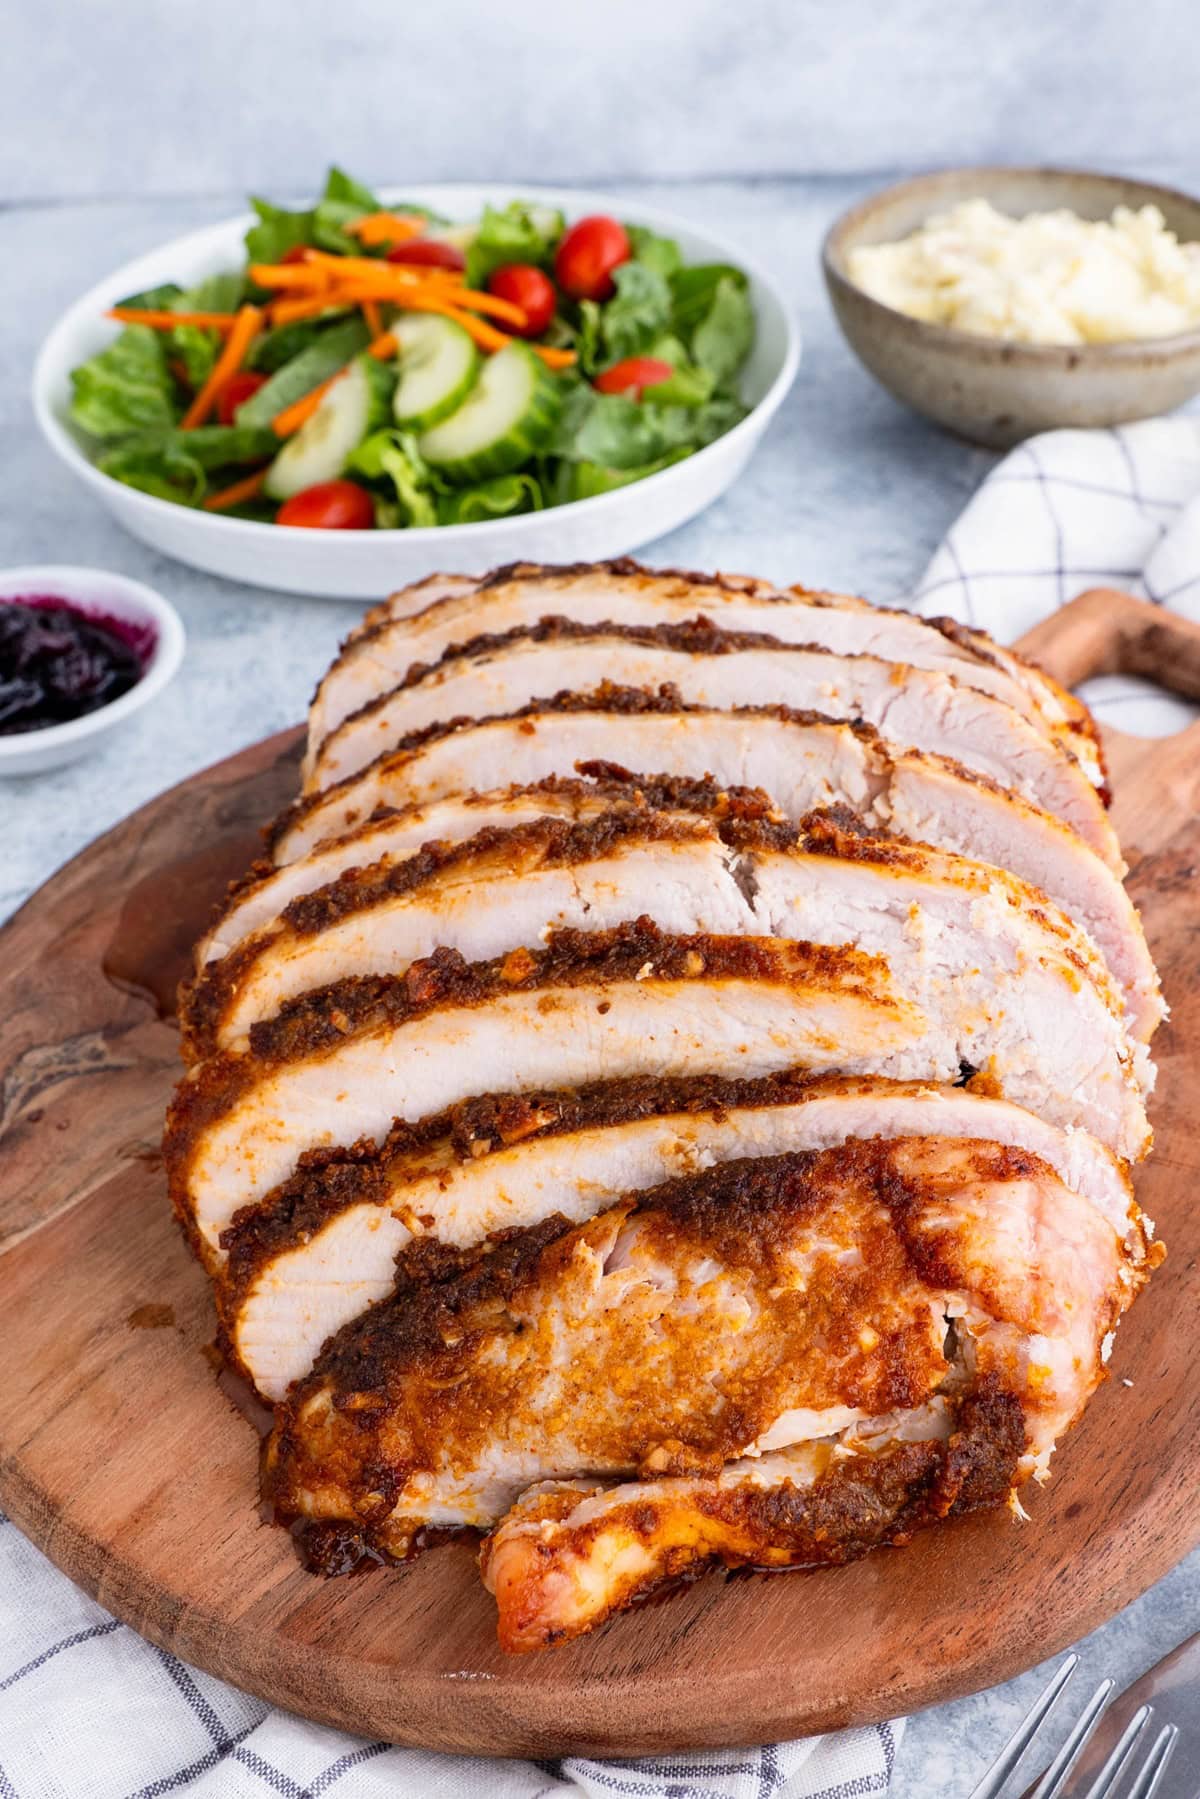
xmin=1120 ymin=1724 xmax=1178 ymax=1799
xmin=1028 ymin=1679 xmax=1115 ymax=1798
xmin=1076 ymin=1704 xmax=1152 ymax=1799
xmin=967 ymin=1656 xmax=1079 ymax=1799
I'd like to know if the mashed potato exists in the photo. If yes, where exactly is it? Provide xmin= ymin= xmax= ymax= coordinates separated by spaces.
xmin=847 ymin=198 xmax=1200 ymax=345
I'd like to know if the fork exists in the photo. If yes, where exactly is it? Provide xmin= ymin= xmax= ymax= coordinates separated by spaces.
xmin=967 ymin=1654 xmax=1181 ymax=1799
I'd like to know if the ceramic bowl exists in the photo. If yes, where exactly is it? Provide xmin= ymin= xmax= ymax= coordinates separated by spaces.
xmin=0 ymin=565 xmax=185 ymax=776
xmin=33 ymin=185 xmax=800 ymax=601
xmin=823 ymin=166 xmax=1200 ymax=448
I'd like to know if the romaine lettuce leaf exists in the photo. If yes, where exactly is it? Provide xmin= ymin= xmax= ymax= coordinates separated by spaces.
xmin=627 ymin=225 xmax=682 ymax=279
xmin=437 ymin=472 xmax=543 ymax=524
xmin=551 ymin=384 xmax=747 ymax=468
xmin=346 ymin=429 xmax=439 ymax=527
xmin=669 ymin=262 xmax=748 ymax=335
xmin=465 ymin=201 xmax=564 ymax=288
xmin=313 ymin=169 xmax=383 ymax=255
xmin=164 ymin=272 xmax=247 ymax=388
xmin=95 ymin=420 xmax=277 ymax=508
xmin=559 ymin=448 xmax=692 ymax=501
xmin=69 ymin=325 xmax=178 ymax=440
xmin=600 ymin=262 xmax=672 ymax=362
xmin=692 ymin=275 xmax=755 ymax=387
xmin=245 ymin=198 xmax=315 ymax=265
xmin=97 ymin=436 xmax=206 ymax=504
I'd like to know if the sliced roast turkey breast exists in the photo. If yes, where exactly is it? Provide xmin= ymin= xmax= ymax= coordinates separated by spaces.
xmin=303 ymin=620 xmax=1116 ymax=863
xmin=267 ymin=702 xmax=1153 ymax=1033
xmin=264 ymin=1136 xmax=1141 ymax=1567
xmin=165 ymin=925 xmax=924 ymax=1262
xmin=182 ymin=809 xmax=1145 ymax=1169
xmin=351 ymin=572 xmax=481 ymax=639
xmin=353 ymin=560 xmax=1097 ymax=757
xmin=218 ymin=1071 xmax=1141 ymax=1401
xmin=198 ymin=780 xmax=629 ymax=967
xmin=307 ymin=559 xmax=1098 ymax=784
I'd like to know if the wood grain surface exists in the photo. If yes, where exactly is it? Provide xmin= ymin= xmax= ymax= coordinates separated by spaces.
xmin=1 ymin=588 xmax=1198 ymax=1758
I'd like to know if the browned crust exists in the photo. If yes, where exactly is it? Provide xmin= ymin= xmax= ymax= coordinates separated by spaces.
xmin=181 ymin=808 xmax=710 ymax=1058
xmin=481 ymin=1381 xmax=1026 ymax=1649
xmin=269 ymin=689 xmax=882 ymax=854
xmin=321 ymin=614 xmax=896 ymax=754
xmin=265 ymin=1141 xmax=1046 ymax=1562
xmin=188 ymin=804 xmax=947 ymax=1062
xmin=163 ymin=922 xmax=894 ymax=1239
xmin=208 ymin=771 xmax=785 ymax=963
xmin=216 ymin=1068 xmax=875 ymax=1307
xmin=272 ymin=1141 xmax=1055 ymax=1407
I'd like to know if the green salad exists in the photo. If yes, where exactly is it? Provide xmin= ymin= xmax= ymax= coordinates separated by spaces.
xmin=67 ymin=167 xmax=757 ymax=529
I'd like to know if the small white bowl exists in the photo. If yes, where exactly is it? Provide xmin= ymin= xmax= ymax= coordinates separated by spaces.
xmin=0 ymin=565 xmax=185 ymax=776
xmin=33 ymin=184 xmax=800 ymax=601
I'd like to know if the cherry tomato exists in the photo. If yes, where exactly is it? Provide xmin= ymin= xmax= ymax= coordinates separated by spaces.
xmin=279 ymin=244 xmax=311 ymax=265
xmin=276 ymin=481 xmax=375 ymax=530
xmin=386 ymin=238 xmax=466 ymax=271
xmin=487 ymin=264 xmax=557 ymax=338
xmin=593 ymin=356 xmax=675 ymax=399
xmin=218 ymin=370 xmax=268 ymax=426
xmin=554 ymin=215 xmax=631 ymax=301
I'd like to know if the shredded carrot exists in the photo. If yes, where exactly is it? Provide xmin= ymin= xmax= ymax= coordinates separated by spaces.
xmin=247 ymin=262 xmax=327 ymax=291
xmin=368 ymin=333 xmax=398 ymax=360
xmin=203 ymin=469 xmax=269 ymax=512
xmin=108 ymin=307 xmax=238 ymax=332
xmin=361 ymin=299 xmax=383 ymax=339
xmin=346 ymin=211 xmax=426 ymax=248
xmin=438 ymin=288 xmax=529 ymax=327
xmin=267 ymin=295 xmax=346 ymax=327
xmin=169 ymin=358 xmax=191 ymax=387
xmin=181 ymin=305 xmax=263 ymax=429
xmin=402 ymin=300 xmax=512 ymax=352
xmin=531 ymin=344 xmax=578 ymax=369
xmin=271 ymin=371 xmax=342 ymax=437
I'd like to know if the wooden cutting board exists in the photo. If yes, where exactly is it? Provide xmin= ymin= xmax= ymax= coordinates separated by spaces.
xmin=2 ymin=587 xmax=1199 ymax=1758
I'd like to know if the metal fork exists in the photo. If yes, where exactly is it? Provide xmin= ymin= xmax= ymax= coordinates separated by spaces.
xmin=967 ymin=1654 xmax=1181 ymax=1799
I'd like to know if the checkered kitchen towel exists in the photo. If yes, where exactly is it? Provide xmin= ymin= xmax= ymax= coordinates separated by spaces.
xmin=6 ymin=416 xmax=1200 ymax=1798
xmin=913 ymin=416 xmax=1200 ymax=734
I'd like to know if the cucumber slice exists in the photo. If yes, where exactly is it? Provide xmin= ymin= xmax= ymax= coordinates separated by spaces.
xmin=418 ymin=343 xmax=561 ymax=482
xmin=392 ymin=315 xmax=480 ymax=431
xmin=264 ymin=355 xmax=393 ymax=501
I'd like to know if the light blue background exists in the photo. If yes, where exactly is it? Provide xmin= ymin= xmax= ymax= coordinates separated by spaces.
xmin=3 ymin=2 xmax=1198 ymax=1790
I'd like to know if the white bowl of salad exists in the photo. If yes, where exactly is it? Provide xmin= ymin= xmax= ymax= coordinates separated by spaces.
xmin=33 ymin=173 xmax=799 ymax=599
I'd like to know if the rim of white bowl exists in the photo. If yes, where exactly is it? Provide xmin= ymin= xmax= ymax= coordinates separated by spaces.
xmin=33 ymin=184 xmax=801 ymax=548
xmin=0 ymin=564 xmax=186 ymax=757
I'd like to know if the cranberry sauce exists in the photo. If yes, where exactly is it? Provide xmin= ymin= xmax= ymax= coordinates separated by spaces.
xmin=0 ymin=594 xmax=152 ymax=734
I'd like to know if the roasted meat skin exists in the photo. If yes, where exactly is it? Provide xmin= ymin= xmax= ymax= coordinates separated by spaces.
xmin=263 ymin=1136 xmax=1141 ymax=1560
xmin=219 ymin=1072 xmax=1141 ymax=1402
xmin=303 ymin=618 xmax=1113 ymax=860
xmin=308 ymin=559 xmax=1099 ymax=783
xmin=181 ymin=803 xmax=1137 ymax=1067
xmin=166 ymin=924 xmax=922 ymax=1260
xmin=480 ymin=1387 xmax=1026 ymax=1651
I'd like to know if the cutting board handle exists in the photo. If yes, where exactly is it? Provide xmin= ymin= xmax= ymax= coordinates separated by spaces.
xmin=1017 ymin=587 xmax=1200 ymax=704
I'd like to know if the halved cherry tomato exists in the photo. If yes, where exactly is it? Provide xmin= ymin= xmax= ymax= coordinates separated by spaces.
xmin=594 ymin=356 xmax=675 ymax=399
xmin=487 ymin=264 xmax=556 ymax=338
xmin=279 ymin=244 xmax=311 ymax=265
xmin=386 ymin=238 xmax=466 ymax=271
xmin=554 ymin=215 xmax=631 ymax=301
xmin=218 ymin=370 xmax=269 ymax=426
xmin=276 ymin=481 xmax=375 ymax=530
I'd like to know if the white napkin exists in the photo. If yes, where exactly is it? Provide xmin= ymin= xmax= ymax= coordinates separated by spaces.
xmin=0 ymin=1505 xmax=898 ymax=1796
xmin=7 ymin=417 xmax=1200 ymax=1798
xmin=913 ymin=416 xmax=1200 ymax=736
